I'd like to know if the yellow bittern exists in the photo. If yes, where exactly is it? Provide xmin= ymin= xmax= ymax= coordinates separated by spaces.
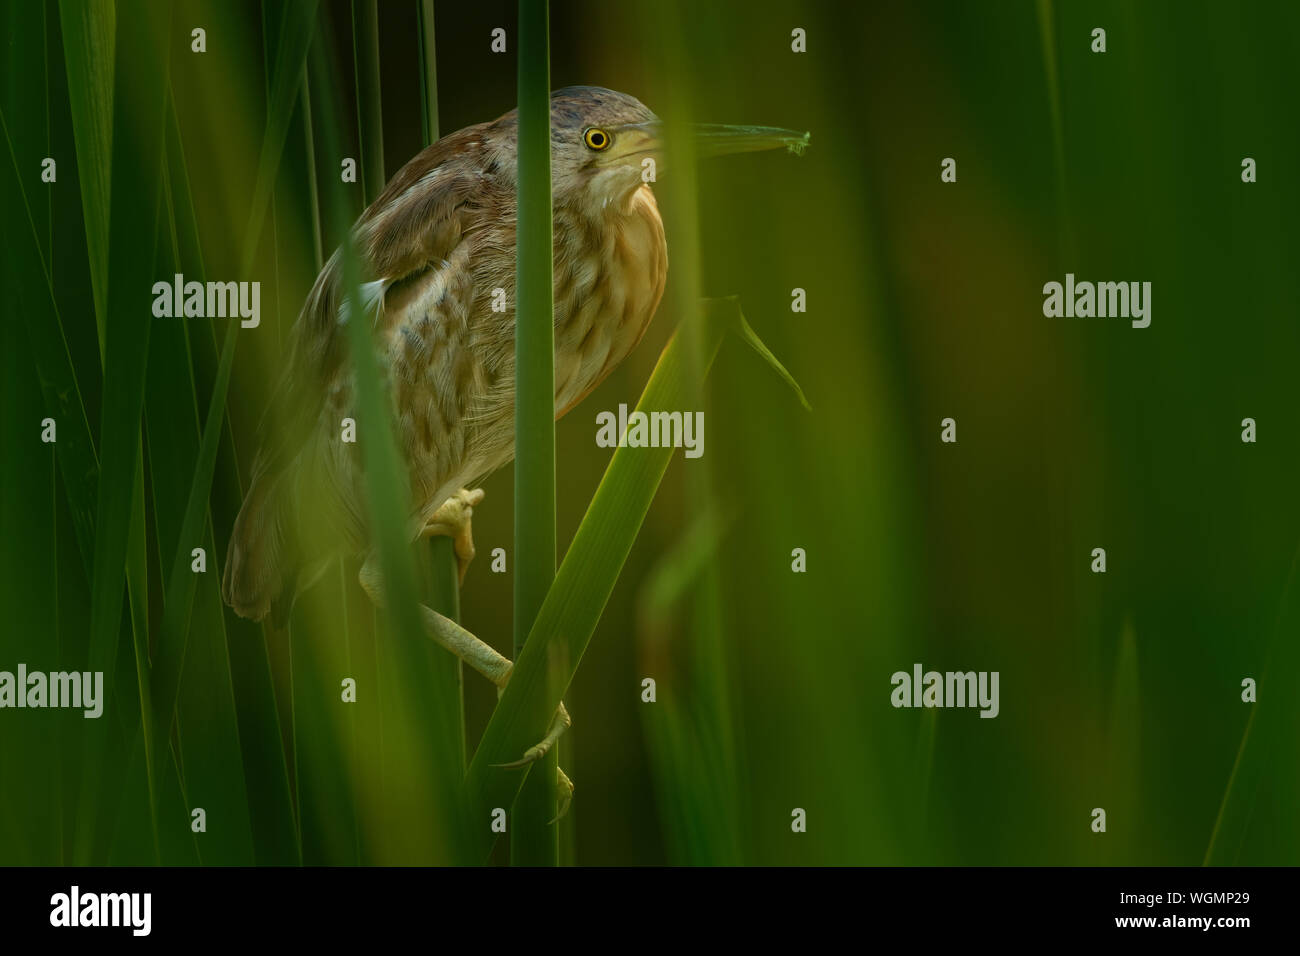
xmin=222 ymin=86 xmax=806 ymax=791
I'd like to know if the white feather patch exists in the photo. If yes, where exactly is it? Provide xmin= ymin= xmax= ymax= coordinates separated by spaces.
xmin=337 ymin=278 xmax=390 ymax=325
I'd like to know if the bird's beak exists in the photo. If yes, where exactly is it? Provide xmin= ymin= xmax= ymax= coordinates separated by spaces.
xmin=603 ymin=122 xmax=810 ymax=163
xmin=689 ymin=123 xmax=811 ymax=158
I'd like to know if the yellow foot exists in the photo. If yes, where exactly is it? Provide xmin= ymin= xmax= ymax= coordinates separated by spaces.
xmin=552 ymin=768 xmax=574 ymax=824
xmin=489 ymin=691 xmax=574 ymax=823
xmin=492 ymin=701 xmax=572 ymax=770
xmin=422 ymin=488 xmax=486 ymax=585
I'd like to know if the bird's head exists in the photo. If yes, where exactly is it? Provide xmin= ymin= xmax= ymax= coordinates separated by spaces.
xmin=491 ymin=86 xmax=810 ymax=218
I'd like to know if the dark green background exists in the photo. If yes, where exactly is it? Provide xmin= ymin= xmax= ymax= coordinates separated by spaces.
xmin=2 ymin=0 xmax=1297 ymax=865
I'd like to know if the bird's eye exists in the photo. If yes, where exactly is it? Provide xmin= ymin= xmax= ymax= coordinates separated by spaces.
xmin=583 ymin=127 xmax=611 ymax=151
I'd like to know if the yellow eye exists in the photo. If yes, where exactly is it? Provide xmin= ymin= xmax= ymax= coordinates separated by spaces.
xmin=583 ymin=127 xmax=611 ymax=151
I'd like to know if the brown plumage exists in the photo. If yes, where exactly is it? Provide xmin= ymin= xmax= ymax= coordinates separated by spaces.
xmin=222 ymin=86 xmax=807 ymax=624
xmin=223 ymin=87 xmax=667 ymax=623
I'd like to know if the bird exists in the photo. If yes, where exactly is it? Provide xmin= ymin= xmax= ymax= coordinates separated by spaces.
xmin=221 ymin=86 xmax=807 ymax=781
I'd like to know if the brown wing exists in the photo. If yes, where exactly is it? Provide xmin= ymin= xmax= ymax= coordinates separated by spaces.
xmin=225 ymin=124 xmax=504 ymax=621
xmin=255 ymin=122 xmax=498 ymax=478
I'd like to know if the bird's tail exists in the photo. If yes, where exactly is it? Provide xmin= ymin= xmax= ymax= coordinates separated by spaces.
xmin=222 ymin=467 xmax=294 ymax=625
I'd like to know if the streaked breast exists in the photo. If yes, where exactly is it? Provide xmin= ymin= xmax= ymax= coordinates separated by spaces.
xmin=554 ymin=184 xmax=667 ymax=418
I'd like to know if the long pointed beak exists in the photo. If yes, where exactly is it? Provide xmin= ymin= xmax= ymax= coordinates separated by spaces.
xmin=690 ymin=123 xmax=811 ymax=157
xmin=602 ymin=121 xmax=810 ymax=167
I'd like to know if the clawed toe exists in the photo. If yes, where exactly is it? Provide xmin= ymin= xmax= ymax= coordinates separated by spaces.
xmin=550 ymin=768 xmax=574 ymax=824
xmin=490 ymin=701 xmax=572 ymax=771
xmin=422 ymin=488 xmax=486 ymax=584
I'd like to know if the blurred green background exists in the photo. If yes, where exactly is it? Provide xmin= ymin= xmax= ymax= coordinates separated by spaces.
xmin=2 ymin=0 xmax=1298 ymax=865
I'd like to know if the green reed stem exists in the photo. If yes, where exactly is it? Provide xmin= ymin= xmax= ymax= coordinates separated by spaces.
xmin=511 ymin=0 xmax=559 ymax=865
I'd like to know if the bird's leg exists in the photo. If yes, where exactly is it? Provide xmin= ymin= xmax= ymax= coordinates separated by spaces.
xmin=359 ymin=553 xmax=511 ymax=687
xmin=421 ymin=487 xmax=486 ymax=585
xmin=358 ymin=554 xmax=575 ymax=819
